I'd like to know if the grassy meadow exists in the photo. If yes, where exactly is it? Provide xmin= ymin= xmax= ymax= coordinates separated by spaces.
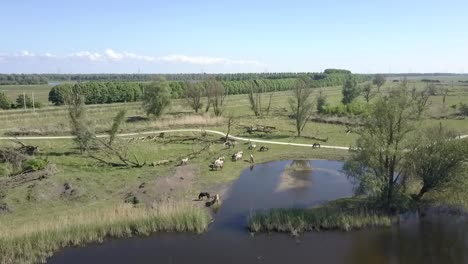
xmin=0 ymin=75 xmax=468 ymax=263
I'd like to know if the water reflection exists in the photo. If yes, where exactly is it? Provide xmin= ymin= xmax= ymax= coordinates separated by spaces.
xmin=48 ymin=160 xmax=468 ymax=264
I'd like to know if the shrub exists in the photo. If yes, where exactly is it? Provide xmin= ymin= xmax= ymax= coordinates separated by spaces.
xmin=459 ymin=102 xmax=468 ymax=116
xmin=15 ymin=94 xmax=42 ymax=109
xmin=0 ymin=163 xmax=13 ymax=177
xmin=0 ymin=92 xmax=13 ymax=110
xmin=22 ymin=159 xmax=48 ymax=172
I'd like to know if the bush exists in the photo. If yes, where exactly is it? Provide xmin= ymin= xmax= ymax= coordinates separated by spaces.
xmin=0 ymin=92 xmax=13 ymax=110
xmin=15 ymin=94 xmax=42 ymax=109
xmin=142 ymin=79 xmax=172 ymax=117
xmin=459 ymin=102 xmax=468 ymax=116
xmin=22 ymin=159 xmax=48 ymax=172
xmin=322 ymin=101 xmax=367 ymax=117
xmin=0 ymin=163 xmax=13 ymax=177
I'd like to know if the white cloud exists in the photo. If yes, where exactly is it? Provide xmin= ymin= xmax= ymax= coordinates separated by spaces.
xmin=69 ymin=51 xmax=103 ymax=61
xmin=104 ymin=49 xmax=124 ymax=60
xmin=18 ymin=50 xmax=35 ymax=57
xmin=157 ymin=54 xmax=261 ymax=65
xmin=0 ymin=49 xmax=264 ymax=67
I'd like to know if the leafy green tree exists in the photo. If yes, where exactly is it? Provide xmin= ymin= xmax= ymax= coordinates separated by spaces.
xmin=344 ymin=84 xmax=424 ymax=212
xmin=142 ymin=79 xmax=172 ymax=117
xmin=65 ymin=86 xmax=95 ymax=153
xmin=373 ymin=74 xmax=386 ymax=92
xmin=108 ymin=109 xmax=126 ymax=145
xmin=0 ymin=92 xmax=13 ymax=109
xmin=289 ymin=77 xmax=314 ymax=137
xmin=15 ymin=94 xmax=41 ymax=108
xmin=341 ymin=77 xmax=360 ymax=105
xmin=316 ymin=90 xmax=328 ymax=114
xmin=185 ymin=81 xmax=204 ymax=113
xmin=48 ymin=84 xmax=72 ymax=105
xmin=361 ymin=83 xmax=373 ymax=103
xmin=404 ymin=127 xmax=468 ymax=200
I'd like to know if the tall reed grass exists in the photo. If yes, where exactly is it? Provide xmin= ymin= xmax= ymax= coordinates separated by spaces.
xmin=248 ymin=198 xmax=392 ymax=235
xmin=0 ymin=202 xmax=210 ymax=264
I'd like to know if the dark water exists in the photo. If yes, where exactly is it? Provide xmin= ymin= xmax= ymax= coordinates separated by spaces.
xmin=48 ymin=160 xmax=468 ymax=264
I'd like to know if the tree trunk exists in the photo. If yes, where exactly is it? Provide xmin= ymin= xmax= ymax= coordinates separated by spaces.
xmin=414 ymin=185 xmax=428 ymax=201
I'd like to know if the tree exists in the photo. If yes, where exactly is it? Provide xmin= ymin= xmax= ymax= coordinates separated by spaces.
xmin=204 ymin=78 xmax=226 ymax=116
xmin=15 ymin=94 xmax=42 ymax=109
xmin=344 ymin=84 xmax=424 ymax=212
xmin=142 ymin=79 xmax=171 ymax=117
xmin=247 ymin=80 xmax=263 ymax=117
xmin=65 ymin=86 xmax=95 ymax=153
xmin=185 ymin=81 xmax=204 ymax=113
xmin=373 ymin=74 xmax=386 ymax=92
xmin=49 ymin=84 xmax=72 ymax=105
xmin=341 ymin=76 xmax=360 ymax=105
xmin=224 ymin=113 xmax=237 ymax=142
xmin=108 ymin=109 xmax=126 ymax=145
xmin=0 ymin=92 xmax=12 ymax=109
xmin=289 ymin=77 xmax=314 ymax=137
xmin=361 ymin=83 xmax=373 ymax=103
xmin=404 ymin=126 xmax=468 ymax=201
xmin=316 ymin=90 xmax=328 ymax=114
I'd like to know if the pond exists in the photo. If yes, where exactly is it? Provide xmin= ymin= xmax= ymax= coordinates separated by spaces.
xmin=48 ymin=160 xmax=468 ymax=264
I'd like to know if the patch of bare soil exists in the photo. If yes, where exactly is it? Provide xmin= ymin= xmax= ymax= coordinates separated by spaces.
xmin=128 ymin=165 xmax=199 ymax=207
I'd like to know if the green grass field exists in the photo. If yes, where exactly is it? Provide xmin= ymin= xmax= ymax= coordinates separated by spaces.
xmin=0 ymin=75 xmax=467 ymax=263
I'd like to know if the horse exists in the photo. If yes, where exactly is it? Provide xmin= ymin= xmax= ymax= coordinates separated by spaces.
xmin=259 ymin=146 xmax=269 ymax=151
xmin=181 ymin=158 xmax=189 ymax=165
xmin=198 ymin=192 xmax=211 ymax=200
xmin=312 ymin=143 xmax=321 ymax=148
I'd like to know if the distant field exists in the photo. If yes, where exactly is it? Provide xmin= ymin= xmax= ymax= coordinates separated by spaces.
xmin=0 ymin=84 xmax=52 ymax=105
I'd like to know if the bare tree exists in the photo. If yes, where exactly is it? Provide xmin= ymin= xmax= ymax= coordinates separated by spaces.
xmin=225 ymin=113 xmax=237 ymax=142
xmin=185 ymin=81 xmax=204 ymax=113
xmin=289 ymin=77 xmax=314 ymax=137
xmin=204 ymin=78 xmax=226 ymax=116
xmin=265 ymin=93 xmax=274 ymax=116
xmin=247 ymin=80 xmax=263 ymax=117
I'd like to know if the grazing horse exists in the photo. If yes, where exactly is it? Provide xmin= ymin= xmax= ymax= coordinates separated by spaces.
xmin=248 ymin=144 xmax=257 ymax=150
xmin=181 ymin=158 xmax=189 ymax=165
xmin=312 ymin=143 xmax=321 ymax=148
xmin=259 ymin=146 xmax=269 ymax=151
xmin=198 ymin=192 xmax=211 ymax=200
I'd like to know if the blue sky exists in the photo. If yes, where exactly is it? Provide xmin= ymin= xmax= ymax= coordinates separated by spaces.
xmin=1 ymin=0 xmax=467 ymax=73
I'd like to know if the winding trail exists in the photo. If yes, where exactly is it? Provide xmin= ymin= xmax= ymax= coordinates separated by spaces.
xmin=0 ymin=129 xmax=466 ymax=151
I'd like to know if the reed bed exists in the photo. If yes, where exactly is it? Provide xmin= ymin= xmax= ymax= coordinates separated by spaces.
xmin=0 ymin=202 xmax=210 ymax=264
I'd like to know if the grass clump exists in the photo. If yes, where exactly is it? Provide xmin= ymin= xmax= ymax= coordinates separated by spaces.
xmin=248 ymin=198 xmax=392 ymax=234
xmin=0 ymin=202 xmax=210 ymax=264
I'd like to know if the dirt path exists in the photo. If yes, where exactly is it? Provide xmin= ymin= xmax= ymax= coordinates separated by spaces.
xmin=1 ymin=129 xmax=466 ymax=151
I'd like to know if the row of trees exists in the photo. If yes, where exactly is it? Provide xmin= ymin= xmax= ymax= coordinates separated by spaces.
xmin=0 ymin=92 xmax=42 ymax=109
xmin=48 ymin=82 xmax=144 ymax=105
xmin=0 ymin=74 xmax=48 ymax=85
xmin=4 ymin=70 xmax=367 ymax=83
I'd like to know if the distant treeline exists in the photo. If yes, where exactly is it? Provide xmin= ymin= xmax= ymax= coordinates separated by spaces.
xmin=48 ymin=72 xmax=369 ymax=105
xmin=383 ymin=73 xmax=468 ymax=77
xmin=49 ymin=82 xmax=144 ymax=105
xmin=2 ymin=69 xmax=365 ymax=84
xmin=421 ymin=79 xmax=441 ymax=83
xmin=0 ymin=74 xmax=48 ymax=85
